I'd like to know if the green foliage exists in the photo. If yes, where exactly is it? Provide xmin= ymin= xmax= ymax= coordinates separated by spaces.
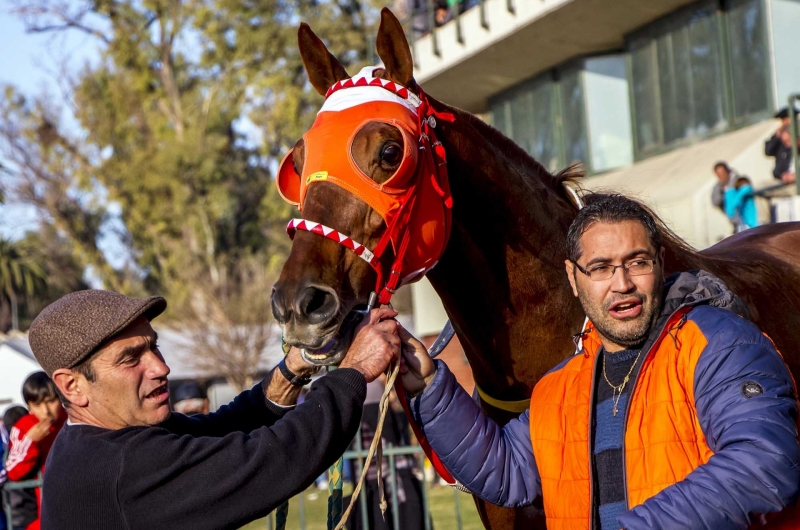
xmin=0 ymin=237 xmax=45 ymax=300
xmin=1 ymin=0 xmax=389 ymax=318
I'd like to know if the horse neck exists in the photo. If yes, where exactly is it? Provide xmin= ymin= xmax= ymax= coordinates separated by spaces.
xmin=425 ymin=104 xmax=586 ymax=400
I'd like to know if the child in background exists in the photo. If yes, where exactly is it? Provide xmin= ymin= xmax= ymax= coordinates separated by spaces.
xmin=724 ymin=176 xmax=759 ymax=233
xmin=6 ymin=374 xmax=66 ymax=530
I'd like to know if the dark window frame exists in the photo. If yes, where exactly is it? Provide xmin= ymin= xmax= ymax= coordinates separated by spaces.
xmin=626 ymin=0 xmax=774 ymax=161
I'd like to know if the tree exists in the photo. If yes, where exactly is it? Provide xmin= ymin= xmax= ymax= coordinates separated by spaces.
xmin=179 ymin=255 xmax=278 ymax=391
xmin=1 ymin=0 xmax=390 ymax=371
xmin=0 ymin=237 xmax=46 ymax=331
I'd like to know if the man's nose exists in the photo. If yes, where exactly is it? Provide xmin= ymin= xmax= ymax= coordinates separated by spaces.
xmin=145 ymin=350 xmax=171 ymax=379
xmin=610 ymin=265 xmax=635 ymax=292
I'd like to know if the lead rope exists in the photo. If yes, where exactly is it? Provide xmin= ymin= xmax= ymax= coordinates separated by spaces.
xmin=332 ymin=360 xmax=402 ymax=530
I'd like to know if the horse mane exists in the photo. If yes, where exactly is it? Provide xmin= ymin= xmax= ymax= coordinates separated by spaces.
xmin=441 ymin=103 xmax=582 ymax=212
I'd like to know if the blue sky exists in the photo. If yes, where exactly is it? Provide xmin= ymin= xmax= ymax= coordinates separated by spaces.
xmin=0 ymin=4 xmax=101 ymax=240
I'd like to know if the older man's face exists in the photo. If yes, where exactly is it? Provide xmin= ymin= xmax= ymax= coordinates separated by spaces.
xmin=566 ymin=221 xmax=664 ymax=351
xmin=82 ymin=316 xmax=171 ymax=428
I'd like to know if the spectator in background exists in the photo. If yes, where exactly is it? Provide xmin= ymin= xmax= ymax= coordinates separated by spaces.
xmin=725 ymin=176 xmax=759 ymax=233
xmin=6 ymin=374 xmax=66 ymax=530
xmin=711 ymin=162 xmax=738 ymax=213
xmin=765 ymin=107 xmax=798 ymax=184
xmin=172 ymin=382 xmax=209 ymax=416
xmin=2 ymin=406 xmax=31 ymax=530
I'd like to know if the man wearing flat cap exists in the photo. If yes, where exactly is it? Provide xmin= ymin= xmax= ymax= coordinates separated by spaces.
xmin=28 ymin=289 xmax=401 ymax=530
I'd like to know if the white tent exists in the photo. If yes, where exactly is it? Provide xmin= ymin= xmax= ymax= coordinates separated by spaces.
xmin=0 ymin=336 xmax=41 ymax=414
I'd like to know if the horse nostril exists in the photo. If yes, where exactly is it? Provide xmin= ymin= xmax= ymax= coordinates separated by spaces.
xmin=271 ymin=286 xmax=291 ymax=324
xmin=297 ymin=285 xmax=338 ymax=325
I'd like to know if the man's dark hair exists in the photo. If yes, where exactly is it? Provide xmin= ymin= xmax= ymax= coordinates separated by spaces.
xmin=2 ymin=405 xmax=29 ymax=431
xmin=22 ymin=371 xmax=58 ymax=406
xmin=566 ymin=194 xmax=662 ymax=262
xmin=714 ymin=161 xmax=730 ymax=172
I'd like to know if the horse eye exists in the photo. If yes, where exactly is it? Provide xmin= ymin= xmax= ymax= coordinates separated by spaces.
xmin=381 ymin=144 xmax=402 ymax=165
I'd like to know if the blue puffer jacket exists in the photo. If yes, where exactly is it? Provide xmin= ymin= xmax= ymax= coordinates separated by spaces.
xmin=410 ymin=271 xmax=800 ymax=529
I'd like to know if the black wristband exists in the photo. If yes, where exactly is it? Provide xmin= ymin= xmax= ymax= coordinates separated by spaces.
xmin=278 ymin=359 xmax=312 ymax=386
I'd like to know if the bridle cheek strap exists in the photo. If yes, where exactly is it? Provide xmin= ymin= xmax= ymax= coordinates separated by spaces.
xmin=286 ymin=181 xmax=418 ymax=306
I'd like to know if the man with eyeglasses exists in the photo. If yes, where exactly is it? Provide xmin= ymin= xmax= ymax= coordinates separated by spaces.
xmin=397 ymin=193 xmax=800 ymax=529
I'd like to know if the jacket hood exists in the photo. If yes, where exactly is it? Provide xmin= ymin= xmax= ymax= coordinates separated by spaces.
xmin=662 ymin=269 xmax=750 ymax=320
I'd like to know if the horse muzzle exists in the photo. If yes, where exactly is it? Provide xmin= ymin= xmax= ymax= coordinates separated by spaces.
xmin=271 ymin=281 xmax=366 ymax=366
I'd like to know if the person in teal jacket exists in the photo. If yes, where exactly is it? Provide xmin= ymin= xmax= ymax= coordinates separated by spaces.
xmin=724 ymin=176 xmax=759 ymax=232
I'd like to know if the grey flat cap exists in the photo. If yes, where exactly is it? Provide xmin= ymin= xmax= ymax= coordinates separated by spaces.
xmin=29 ymin=290 xmax=167 ymax=376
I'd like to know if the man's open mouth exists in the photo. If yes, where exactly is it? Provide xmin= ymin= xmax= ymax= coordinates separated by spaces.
xmin=145 ymin=384 xmax=169 ymax=402
xmin=608 ymin=298 xmax=644 ymax=319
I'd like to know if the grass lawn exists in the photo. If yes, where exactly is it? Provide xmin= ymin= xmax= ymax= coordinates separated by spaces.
xmin=240 ymin=483 xmax=483 ymax=530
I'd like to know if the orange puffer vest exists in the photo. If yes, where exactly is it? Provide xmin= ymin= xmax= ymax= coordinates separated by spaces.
xmin=528 ymin=309 xmax=712 ymax=529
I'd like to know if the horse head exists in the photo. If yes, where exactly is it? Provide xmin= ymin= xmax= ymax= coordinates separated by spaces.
xmin=271 ymin=9 xmax=452 ymax=365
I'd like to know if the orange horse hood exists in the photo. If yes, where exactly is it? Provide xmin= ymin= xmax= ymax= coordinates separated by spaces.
xmin=277 ymin=66 xmax=453 ymax=295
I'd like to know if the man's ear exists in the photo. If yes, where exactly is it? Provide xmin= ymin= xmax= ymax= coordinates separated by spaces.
xmin=565 ymin=260 xmax=579 ymax=297
xmin=53 ymin=369 xmax=88 ymax=408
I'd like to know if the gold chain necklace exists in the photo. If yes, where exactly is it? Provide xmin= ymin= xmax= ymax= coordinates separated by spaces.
xmin=602 ymin=349 xmax=642 ymax=416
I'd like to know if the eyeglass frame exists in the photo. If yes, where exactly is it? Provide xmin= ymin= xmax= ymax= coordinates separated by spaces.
xmin=571 ymin=257 xmax=657 ymax=282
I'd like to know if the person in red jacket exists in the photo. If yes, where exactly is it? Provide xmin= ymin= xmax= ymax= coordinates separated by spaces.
xmin=6 ymin=372 xmax=66 ymax=530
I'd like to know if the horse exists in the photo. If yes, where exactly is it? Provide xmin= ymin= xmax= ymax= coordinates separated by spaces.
xmin=270 ymin=9 xmax=800 ymax=529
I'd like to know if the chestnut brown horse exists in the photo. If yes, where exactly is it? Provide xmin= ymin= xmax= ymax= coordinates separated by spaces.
xmin=271 ymin=9 xmax=800 ymax=529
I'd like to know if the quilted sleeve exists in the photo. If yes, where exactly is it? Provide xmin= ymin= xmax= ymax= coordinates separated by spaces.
xmin=619 ymin=315 xmax=800 ymax=529
xmin=409 ymin=361 xmax=541 ymax=507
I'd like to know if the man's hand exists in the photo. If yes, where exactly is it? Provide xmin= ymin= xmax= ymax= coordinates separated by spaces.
xmin=398 ymin=326 xmax=436 ymax=396
xmin=26 ymin=418 xmax=54 ymax=442
xmin=284 ymin=346 xmax=318 ymax=379
xmin=340 ymin=308 xmax=400 ymax=382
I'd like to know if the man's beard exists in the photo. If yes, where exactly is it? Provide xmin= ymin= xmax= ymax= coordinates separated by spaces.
xmin=577 ymin=276 xmax=663 ymax=349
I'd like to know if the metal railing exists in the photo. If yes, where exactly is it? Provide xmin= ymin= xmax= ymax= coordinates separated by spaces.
xmin=3 ymin=477 xmax=42 ymax=529
xmin=404 ymin=0 xmax=516 ymax=64
xmin=264 ymin=441 xmax=468 ymax=530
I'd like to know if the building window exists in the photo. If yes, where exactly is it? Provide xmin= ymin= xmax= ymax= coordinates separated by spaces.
xmin=559 ymin=67 xmax=588 ymax=169
xmin=488 ymin=56 xmax=631 ymax=175
xmin=726 ymin=0 xmax=771 ymax=121
xmin=627 ymin=0 xmax=772 ymax=159
xmin=627 ymin=1 xmax=728 ymax=156
xmin=489 ymin=74 xmax=563 ymax=173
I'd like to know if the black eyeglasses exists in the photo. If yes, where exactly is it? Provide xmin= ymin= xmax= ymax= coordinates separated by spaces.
xmin=572 ymin=258 xmax=656 ymax=281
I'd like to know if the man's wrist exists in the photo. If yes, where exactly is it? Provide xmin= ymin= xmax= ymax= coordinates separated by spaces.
xmin=284 ymin=349 xmax=318 ymax=378
xmin=279 ymin=359 xmax=314 ymax=386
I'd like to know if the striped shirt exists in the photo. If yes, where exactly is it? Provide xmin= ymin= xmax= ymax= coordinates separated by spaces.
xmin=592 ymin=348 xmax=642 ymax=530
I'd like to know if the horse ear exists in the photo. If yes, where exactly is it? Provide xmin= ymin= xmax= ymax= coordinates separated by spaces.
xmin=375 ymin=8 xmax=414 ymax=87
xmin=298 ymin=23 xmax=350 ymax=96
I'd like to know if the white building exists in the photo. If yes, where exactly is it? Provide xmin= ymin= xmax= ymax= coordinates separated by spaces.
xmin=0 ymin=336 xmax=41 ymax=413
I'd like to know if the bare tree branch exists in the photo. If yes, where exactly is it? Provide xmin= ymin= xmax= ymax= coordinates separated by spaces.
xmin=11 ymin=3 xmax=112 ymax=44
